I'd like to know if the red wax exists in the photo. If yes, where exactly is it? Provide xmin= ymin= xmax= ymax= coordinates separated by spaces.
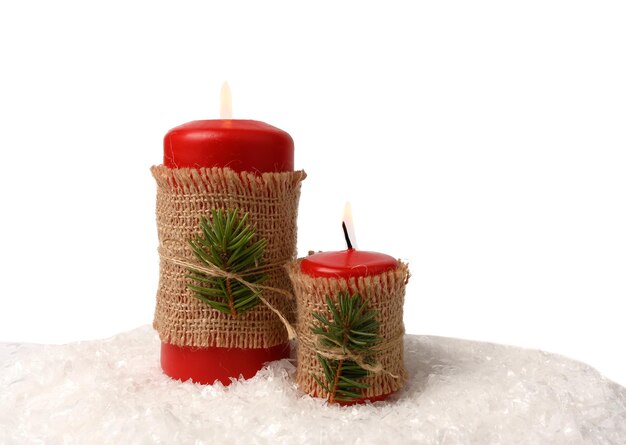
xmin=300 ymin=248 xmax=398 ymax=402
xmin=300 ymin=249 xmax=397 ymax=278
xmin=164 ymin=120 xmax=293 ymax=172
xmin=162 ymin=119 xmax=294 ymax=385
xmin=161 ymin=342 xmax=290 ymax=385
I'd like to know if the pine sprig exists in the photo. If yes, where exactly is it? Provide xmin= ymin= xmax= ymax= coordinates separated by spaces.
xmin=311 ymin=292 xmax=381 ymax=403
xmin=186 ymin=209 xmax=267 ymax=316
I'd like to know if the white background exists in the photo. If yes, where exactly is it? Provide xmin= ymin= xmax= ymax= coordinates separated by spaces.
xmin=1 ymin=1 xmax=624 ymax=385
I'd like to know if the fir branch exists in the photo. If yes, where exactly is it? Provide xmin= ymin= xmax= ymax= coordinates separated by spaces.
xmin=186 ymin=209 xmax=267 ymax=316
xmin=311 ymin=292 xmax=381 ymax=403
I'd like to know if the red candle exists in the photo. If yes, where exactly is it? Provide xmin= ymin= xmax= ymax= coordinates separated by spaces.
xmin=300 ymin=246 xmax=398 ymax=404
xmin=161 ymin=107 xmax=294 ymax=385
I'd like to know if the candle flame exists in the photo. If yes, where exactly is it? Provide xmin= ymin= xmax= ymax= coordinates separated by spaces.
xmin=342 ymin=202 xmax=358 ymax=249
xmin=220 ymin=81 xmax=233 ymax=119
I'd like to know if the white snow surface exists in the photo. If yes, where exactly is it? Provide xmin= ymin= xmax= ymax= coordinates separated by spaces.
xmin=1 ymin=326 xmax=625 ymax=445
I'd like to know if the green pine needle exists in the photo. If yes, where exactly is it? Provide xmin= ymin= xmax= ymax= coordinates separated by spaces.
xmin=311 ymin=292 xmax=381 ymax=403
xmin=186 ymin=209 xmax=267 ymax=316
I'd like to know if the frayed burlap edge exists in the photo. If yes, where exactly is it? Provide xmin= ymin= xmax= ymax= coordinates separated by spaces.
xmin=152 ymin=165 xmax=306 ymax=349
xmin=287 ymin=260 xmax=409 ymax=399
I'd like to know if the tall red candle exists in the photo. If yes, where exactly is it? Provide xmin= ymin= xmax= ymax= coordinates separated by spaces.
xmin=161 ymin=117 xmax=294 ymax=385
xmin=300 ymin=247 xmax=399 ymax=404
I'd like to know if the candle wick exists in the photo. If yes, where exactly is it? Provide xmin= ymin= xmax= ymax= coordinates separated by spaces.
xmin=342 ymin=221 xmax=353 ymax=250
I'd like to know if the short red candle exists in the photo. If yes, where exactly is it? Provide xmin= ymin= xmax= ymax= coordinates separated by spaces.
xmin=300 ymin=248 xmax=398 ymax=404
xmin=162 ymin=118 xmax=294 ymax=385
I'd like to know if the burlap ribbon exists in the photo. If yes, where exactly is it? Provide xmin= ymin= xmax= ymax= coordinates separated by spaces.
xmin=288 ymin=260 xmax=410 ymax=399
xmin=152 ymin=165 xmax=306 ymax=349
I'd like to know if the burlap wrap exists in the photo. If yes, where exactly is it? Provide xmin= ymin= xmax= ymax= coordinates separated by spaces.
xmin=152 ymin=165 xmax=306 ymax=349
xmin=287 ymin=260 xmax=409 ymax=399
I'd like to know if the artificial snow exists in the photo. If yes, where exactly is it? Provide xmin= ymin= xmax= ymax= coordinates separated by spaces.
xmin=1 ymin=326 xmax=625 ymax=445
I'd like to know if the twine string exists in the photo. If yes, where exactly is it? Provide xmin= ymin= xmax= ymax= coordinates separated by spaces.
xmin=298 ymin=332 xmax=403 ymax=379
